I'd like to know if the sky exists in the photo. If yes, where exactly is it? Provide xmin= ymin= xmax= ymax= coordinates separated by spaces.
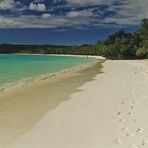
xmin=0 ymin=0 xmax=147 ymax=45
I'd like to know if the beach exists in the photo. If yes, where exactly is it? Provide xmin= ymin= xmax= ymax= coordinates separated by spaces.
xmin=0 ymin=59 xmax=148 ymax=148
xmin=0 ymin=57 xmax=102 ymax=148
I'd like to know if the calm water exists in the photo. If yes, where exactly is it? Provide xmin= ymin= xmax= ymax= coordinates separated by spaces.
xmin=0 ymin=54 xmax=94 ymax=87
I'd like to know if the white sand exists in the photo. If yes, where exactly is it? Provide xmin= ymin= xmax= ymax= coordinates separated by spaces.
xmin=48 ymin=54 xmax=106 ymax=60
xmin=15 ymin=53 xmax=106 ymax=60
xmin=7 ymin=60 xmax=148 ymax=148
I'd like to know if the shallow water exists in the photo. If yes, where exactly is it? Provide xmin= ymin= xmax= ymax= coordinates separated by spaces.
xmin=0 ymin=54 xmax=94 ymax=86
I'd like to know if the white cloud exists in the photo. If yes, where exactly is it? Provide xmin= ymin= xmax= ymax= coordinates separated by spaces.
xmin=66 ymin=0 xmax=112 ymax=6
xmin=0 ymin=0 xmax=15 ymax=10
xmin=29 ymin=3 xmax=46 ymax=11
xmin=64 ymin=0 xmax=148 ymax=28
xmin=67 ymin=10 xmax=94 ymax=17
xmin=124 ymin=0 xmax=148 ymax=19
xmin=0 ymin=0 xmax=147 ymax=28
xmin=104 ymin=0 xmax=148 ymax=26
xmin=0 ymin=14 xmax=96 ymax=28
xmin=0 ymin=16 xmax=21 ymax=27
xmin=41 ymin=13 xmax=51 ymax=19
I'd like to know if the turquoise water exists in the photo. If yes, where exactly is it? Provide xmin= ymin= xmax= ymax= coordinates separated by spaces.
xmin=0 ymin=54 xmax=95 ymax=87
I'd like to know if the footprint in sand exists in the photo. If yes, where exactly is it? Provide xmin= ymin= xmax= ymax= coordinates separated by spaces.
xmin=136 ymin=128 xmax=143 ymax=133
xmin=128 ymin=112 xmax=132 ymax=115
xmin=114 ymin=138 xmax=122 ymax=145
xmin=121 ymin=101 xmax=125 ymax=105
xmin=121 ymin=127 xmax=129 ymax=132
xmin=119 ymin=118 xmax=125 ymax=123
xmin=142 ymin=140 xmax=148 ymax=146
xmin=125 ymin=132 xmax=134 ymax=137
xmin=133 ymin=119 xmax=139 ymax=124
xmin=117 ymin=112 xmax=121 ymax=115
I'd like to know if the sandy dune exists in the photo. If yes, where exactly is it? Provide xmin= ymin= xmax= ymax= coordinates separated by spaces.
xmin=5 ymin=60 xmax=148 ymax=148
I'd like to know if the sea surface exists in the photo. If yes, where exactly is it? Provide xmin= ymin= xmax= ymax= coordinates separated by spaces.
xmin=0 ymin=54 xmax=95 ymax=87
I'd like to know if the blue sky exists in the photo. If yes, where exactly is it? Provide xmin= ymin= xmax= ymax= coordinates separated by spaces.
xmin=0 ymin=0 xmax=147 ymax=45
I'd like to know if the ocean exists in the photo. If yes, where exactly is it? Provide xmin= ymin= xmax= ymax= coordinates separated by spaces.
xmin=0 ymin=54 xmax=95 ymax=87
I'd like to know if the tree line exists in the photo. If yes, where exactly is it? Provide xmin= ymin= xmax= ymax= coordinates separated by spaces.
xmin=95 ymin=19 xmax=148 ymax=59
xmin=0 ymin=19 xmax=147 ymax=59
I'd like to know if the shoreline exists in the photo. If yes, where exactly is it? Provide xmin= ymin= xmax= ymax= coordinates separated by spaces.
xmin=14 ymin=53 xmax=106 ymax=60
xmin=0 ymin=54 xmax=105 ymax=93
xmin=47 ymin=54 xmax=106 ymax=60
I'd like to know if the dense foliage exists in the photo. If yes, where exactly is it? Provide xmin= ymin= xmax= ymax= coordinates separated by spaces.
xmin=0 ymin=19 xmax=148 ymax=59
xmin=0 ymin=44 xmax=98 ymax=55
xmin=95 ymin=19 xmax=148 ymax=59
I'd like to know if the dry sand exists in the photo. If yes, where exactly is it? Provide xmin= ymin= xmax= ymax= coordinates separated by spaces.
xmin=1 ymin=59 xmax=148 ymax=148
